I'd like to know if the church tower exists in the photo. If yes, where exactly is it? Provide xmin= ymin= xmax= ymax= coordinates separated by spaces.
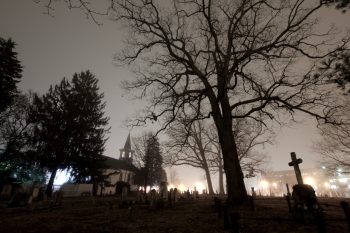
xmin=119 ymin=133 xmax=134 ymax=163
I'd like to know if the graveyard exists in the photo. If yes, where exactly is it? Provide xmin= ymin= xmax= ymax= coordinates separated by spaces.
xmin=2 ymin=152 xmax=350 ymax=232
xmin=1 ymin=193 xmax=350 ymax=233
xmin=1 ymin=1 xmax=350 ymax=233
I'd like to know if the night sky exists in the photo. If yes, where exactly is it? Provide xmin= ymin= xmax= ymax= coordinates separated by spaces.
xmin=1 ymin=0 xmax=349 ymax=189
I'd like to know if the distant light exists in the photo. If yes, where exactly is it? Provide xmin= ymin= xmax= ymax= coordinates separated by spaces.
xmin=330 ymin=179 xmax=336 ymax=183
xmin=339 ymin=178 xmax=348 ymax=183
xmin=260 ymin=180 xmax=269 ymax=189
xmin=330 ymin=185 xmax=337 ymax=190
xmin=304 ymin=177 xmax=316 ymax=188
xmin=168 ymin=184 xmax=175 ymax=190
xmin=272 ymin=182 xmax=277 ymax=188
xmin=338 ymin=168 xmax=342 ymax=172
xmin=194 ymin=182 xmax=206 ymax=194
xmin=54 ymin=169 xmax=70 ymax=185
xmin=321 ymin=166 xmax=326 ymax=169
xmin=177 ymin=184 xmax=186 ymax=192
xmin=324 ymin=182 xmax=330 ymax=188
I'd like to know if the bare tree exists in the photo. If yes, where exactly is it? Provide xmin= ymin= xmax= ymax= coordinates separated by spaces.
xmin=165 ymin=119 xmax=216 ymax=194
xmin=35 ymin=0 xmax=349 ymax=202
xmin=109 ymin=0 xmax=349 ymax=203
xmin=315 ymin=98 xmax=350 ymax=172
xmin=132 ymin=131 xmax=153 ymax=169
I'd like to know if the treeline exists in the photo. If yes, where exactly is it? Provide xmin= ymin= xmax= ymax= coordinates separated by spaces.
xmin=0 ymin=37 xmax=109 ymax=197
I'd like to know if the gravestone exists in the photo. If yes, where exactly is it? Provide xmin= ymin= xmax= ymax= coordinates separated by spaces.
xmin=159 ymin=182 xmax=168 ymax=207
xmin=120 ymin=186 xmax=129 ymax=208
xmin=0 ymin=185 xmax=12 ymax=200
xmin=292 ymin=184 xmax=319 ymax=212
xmin=173 ymin=188 xmax=178 ymax=205
xmin=168 ymin=188 xmax=174 ymax=207
xmin=288 ymin=152 xmax=303 ymax=185
xmin=27 ymin=186 xmax=40 ymax=205
xmin=149 ymin=189 xmax=157 ymax=209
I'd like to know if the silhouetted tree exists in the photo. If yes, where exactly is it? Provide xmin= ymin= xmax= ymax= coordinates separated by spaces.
xmin=30 ymin=79 xmax=72 ymax=197
xmin=112 ymin=0 xmax=349 ymax=203
xmin=0 ymin=94 xmax=45 ymax=184
xmin=0 ymin=38 xmax=22 ymax=113
xmin=143 ymin=134 xmax=164 ymax=189
xmin=165 ymin=119 xmax=215 ymax=194
xmin=36 ymin=0 xmax=350 ymax=203
xmin=30 ymin=71 xmax=109 ymax=196
xmin=67 ymin=71 xmax=109 ymax=196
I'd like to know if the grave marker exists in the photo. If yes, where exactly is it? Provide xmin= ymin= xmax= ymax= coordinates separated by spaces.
xmin=288 ymin=152 xmax=303 ymax=185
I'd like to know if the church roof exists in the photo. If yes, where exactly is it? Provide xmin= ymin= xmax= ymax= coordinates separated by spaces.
xmin=102 ymin=156 xmax=138 ymax=172
xmin=123 ymin=133 xmax=132 ymax=150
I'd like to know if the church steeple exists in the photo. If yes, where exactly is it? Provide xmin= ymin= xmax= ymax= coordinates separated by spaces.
xmin=119 ymin=133 xmax=134 ymax=163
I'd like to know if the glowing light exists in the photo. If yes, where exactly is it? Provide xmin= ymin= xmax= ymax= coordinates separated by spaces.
xmin=168 ymin=184 xmax=175 ymax=190
xmin=272 ymin=182 xmax=277 ymax=188
xmin=260 ymin=180 xmax=269 ymax=189
xmin=304 ymin=177 xmax=316 ymax=188
xmin=330 ymin=185 xmax=337 ymax=190
xmin=194 ymin=182 xmax=206 ymax=194
xmin=339 ymin=178 xmax=348 ymax=183
xmin=324 ymin=182 xmax=330 ymax=188
xmin=53 ymin=169 xmax=70 ymax=185
xmin=321 ymin=166 xmax=326 ymax=169
xmin=177 ymin=184 xmax=186 ymax=192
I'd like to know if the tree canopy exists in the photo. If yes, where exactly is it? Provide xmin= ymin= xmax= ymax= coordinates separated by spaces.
xmin=29 ymin=70 xmax=109 ymax=196
xmin=0 ymin=37 xmax=22 ymax=113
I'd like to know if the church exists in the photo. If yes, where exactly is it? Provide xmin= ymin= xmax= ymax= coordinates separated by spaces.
xmin=99 ymin=134 xmax=139 ymax=195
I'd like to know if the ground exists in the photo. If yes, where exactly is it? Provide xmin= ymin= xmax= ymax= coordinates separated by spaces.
xmin=0 ymin=195 xmax=349 ymax=233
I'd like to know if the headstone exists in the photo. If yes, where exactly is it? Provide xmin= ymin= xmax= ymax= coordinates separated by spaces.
xmin=168 ymin=188 xmax=174 ymax=207
xmin=149 ymin=189 xmax=157 ymax=209
xmin=173 ymin=188 xmax=178 ymax=204
xmin=288 ymin=152 xmax=304 ymax=185
xmin=121 ymin=186 xmax=128 ymax=202
xmin=292 ymin=184 xmax=319 ymax=212
xmin=27 ymin=187 xmax=40 ymax=205
xmin=159 ymin=182 xmax=168 ymax=204
xmin=0 ymin=185 xmax=12 ymax=199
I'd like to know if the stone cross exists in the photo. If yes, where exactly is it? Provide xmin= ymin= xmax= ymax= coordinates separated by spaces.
xmin=288 ymin=152 xmax=303 ymax=185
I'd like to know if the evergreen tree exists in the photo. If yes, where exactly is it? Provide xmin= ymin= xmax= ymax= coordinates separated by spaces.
xmin=30 ymin=71 xmax=109 ymax=196
xmin=30 ymin=79 xmax=72 ymax=197
xmin=68 ymin=71 xmax=109 ymax=195
xmin=143 ymin=135 xmax=164 ymax=189
xmin=0 ymin=38 xmax=22 ymax=112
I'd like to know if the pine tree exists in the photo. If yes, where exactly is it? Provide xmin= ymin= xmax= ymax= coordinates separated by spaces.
xmin=30 ymin=79 xmax=72 ymax=196
xmin=143 ymin=135 xmax=164 ymax=189
xmin=30 ymin=71 xmax=109 ymax=196
xmin=0 ymin=38 xmax=22 ymax=112
xmin=68 ymin=71 xmax=109 ymax=195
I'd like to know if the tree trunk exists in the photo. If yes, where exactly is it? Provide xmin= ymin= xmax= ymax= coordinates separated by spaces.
xmin=210 ymin=91 xmax=247 ymax=203
xmin=46 ymin=167 xmax=58 ymax=197
xmin=204 ymin=166 xmax=214 ymax=195
xmin=218 ymin=156 xmax=225 ymax=195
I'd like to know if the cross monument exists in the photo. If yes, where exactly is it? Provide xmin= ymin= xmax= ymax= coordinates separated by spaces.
xmin=288 ymin=152 xmax=303 ymax=185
